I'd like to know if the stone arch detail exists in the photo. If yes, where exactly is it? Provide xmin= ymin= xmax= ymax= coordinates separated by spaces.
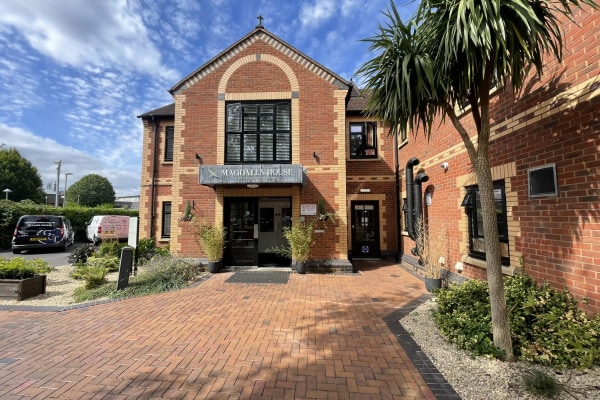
xmin=218 ymin=54 xmax=299 ymax=94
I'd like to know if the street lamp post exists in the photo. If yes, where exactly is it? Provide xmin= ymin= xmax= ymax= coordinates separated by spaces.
xmin=3 ymin=188 xmax=11 ymax=200
xmin=54 ymin=160 xmax=61 ymax=207
xmin=64 ymin=173 xmax=73 ymax=208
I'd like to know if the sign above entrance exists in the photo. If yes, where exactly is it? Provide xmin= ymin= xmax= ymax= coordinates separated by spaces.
xmin=199 ymin=164 xmax=304 ymax=186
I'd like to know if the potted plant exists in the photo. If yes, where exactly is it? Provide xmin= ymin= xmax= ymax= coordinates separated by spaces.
xmin=195 ymin=221 xmax=226 ymax=273
xmin=0 ymin=257 xmax=51 ymax=301
xmin=415 ymin=220 xmax=448 ymax=292
xmin=267 ymin=219 xmax=314 ymax=274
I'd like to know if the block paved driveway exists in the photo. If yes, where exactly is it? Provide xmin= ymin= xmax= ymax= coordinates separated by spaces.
xmin=0 ymin=261 xmax=436 ymax=399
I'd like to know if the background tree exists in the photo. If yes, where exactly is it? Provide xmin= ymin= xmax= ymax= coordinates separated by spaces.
xmin=66 ymin=174 xmax=116 ymax=207
xmin=357 ymin=0 xmax=596 ymax=360
xmin=0 ymin=148 xmax=44 ymax=203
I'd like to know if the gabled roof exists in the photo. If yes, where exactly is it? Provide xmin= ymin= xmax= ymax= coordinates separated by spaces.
xmin=137 ymin=103 xmax=174 ymax=119
xmin=346 ymin=85 xmax=370 ymax=114
xmin=169 ymin=27 xmax=351 ymax=95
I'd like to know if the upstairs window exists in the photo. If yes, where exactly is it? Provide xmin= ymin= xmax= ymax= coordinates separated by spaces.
xmin=164 ymin=126 xmax=174 ymax=162
xmin=226 ymin=101 xmax=291 ymax=163
xmin=350 ymin=122 xmax=377 ymax=159
xmin=462 ymin=181 xmax=509 ymax=265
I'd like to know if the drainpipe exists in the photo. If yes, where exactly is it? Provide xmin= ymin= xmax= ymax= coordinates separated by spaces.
xmin=405 ymin=157 xmax=420 ymax=240
xmin=150 ymin=115 xmax=158 ymax=238
xmin=394 ymin=134 xmax=402 ymax=262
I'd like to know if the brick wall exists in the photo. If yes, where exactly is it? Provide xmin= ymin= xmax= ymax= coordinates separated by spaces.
xmin=399 ymin=6 xmax=600 ymax=313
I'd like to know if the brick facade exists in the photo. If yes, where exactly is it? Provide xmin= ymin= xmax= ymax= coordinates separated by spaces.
xmin=139 ymin=28 xmax=398 ymax=270
xmin=398 ymin=6 xmax=600 ymax=313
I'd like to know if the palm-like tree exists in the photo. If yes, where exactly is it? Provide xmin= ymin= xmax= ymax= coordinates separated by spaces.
xmin=357 ymin=0 xmax=597 ymax=360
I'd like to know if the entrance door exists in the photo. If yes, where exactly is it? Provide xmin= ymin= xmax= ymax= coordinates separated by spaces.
xmin=225 ymin=199 xmax=258 ymax=266
xmin=258 ymin=198 xmax=291 ymax=266
xmin=351 ymin=201 xmax=380 ymax=258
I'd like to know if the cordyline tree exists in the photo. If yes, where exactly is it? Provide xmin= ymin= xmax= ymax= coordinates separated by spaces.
xmin=357 ymin=0 xmax=597 ymax=360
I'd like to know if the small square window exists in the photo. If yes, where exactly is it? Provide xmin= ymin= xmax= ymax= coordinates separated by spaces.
xmin=528 ymin=164 xmax=558 ymax=197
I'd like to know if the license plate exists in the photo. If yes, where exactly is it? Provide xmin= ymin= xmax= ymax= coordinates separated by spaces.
xmin=29 ymin=237 xmax=47 ymax=241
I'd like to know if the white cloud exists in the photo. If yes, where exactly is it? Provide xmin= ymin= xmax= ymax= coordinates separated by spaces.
xmin=0 ymin=0 xmax=178 ymax=80
xmin=299 ymin=0 xmax=337 ymax=28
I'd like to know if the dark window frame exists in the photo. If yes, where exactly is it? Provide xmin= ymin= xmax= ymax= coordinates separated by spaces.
xmin=164 ymin=126 xmax=174 ymax=162
xmin=462 ymin=181 xmax=509 ymax=265
xmin=349 ymin=122 xmax=377 ymax=159
xmin=161 ymin=202 xmax=171 ymax=238
xmin=225 ymin=101 xmax=291 ymax=164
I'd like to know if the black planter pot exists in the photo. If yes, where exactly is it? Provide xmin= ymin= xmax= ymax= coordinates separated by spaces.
xmin=424 ymin=277 xmax=442 ymax=292
xmin=295 ymin=261 xmax=307 ymax=274
xmin=208 ymin=261 xmax=221 ymax=273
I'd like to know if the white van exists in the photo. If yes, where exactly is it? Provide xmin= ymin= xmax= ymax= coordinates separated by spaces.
xmin=86 ymin=215 xmax=130 ymax=244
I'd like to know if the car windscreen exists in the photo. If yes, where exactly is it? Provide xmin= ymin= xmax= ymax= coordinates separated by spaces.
xmin=19 ymin=216 xmax=62 ymax=231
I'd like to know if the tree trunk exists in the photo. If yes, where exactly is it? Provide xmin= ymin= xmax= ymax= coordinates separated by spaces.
xmin=474 ymin=156 xmax=514 ymax=361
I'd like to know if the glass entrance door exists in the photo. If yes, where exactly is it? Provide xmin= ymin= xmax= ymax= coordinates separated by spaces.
xmin=225 ymin=199 xmax=258 ymax=266
xmin=258 ymin=198 xmax=291 ymax=266
xmin=351 ymin=201 xmax=380 ymax=258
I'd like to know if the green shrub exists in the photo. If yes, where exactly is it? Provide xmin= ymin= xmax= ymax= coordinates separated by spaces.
xmin=70 ymin=264 xmax=108 ymax=289
xmin=97 ymin=240 xmax=128 ymax=258
xmin=434 ymin=279 xmax=504 ymax=358
xmin=86 ymin=256 xmax=119 ymax=272
xmin=434 ymin=273 xmax=600 ymax=369
xmin=522 ymin=369 xmax=561 ymax=398
xmin=68 ymin=243 xmax=97 ymax=265
xmin=138 ymin=255 xmax=199 ymax=291
xmin=136 ymin=238 xmax=170 ymax=265
xmin=0 ymin=257 xmax=51 ymax=279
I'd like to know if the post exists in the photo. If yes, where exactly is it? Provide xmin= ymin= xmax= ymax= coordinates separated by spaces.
xmin=64 ymin=172 xmax=72 ymax=207
xmin=54 ymin=160 xmax=61 ymax=207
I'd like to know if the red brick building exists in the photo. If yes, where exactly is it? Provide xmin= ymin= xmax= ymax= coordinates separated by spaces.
xmin=398 ymin=5 xmax=600 ymax=314
xmin=138 ymin=25 xmax=400 ymax=271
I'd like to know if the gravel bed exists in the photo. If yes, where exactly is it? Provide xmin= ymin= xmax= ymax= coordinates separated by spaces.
xmin=400 ymin=298 xmax=600 ymax=400
xmin=0 ymin=265 xmax=118 ymax=307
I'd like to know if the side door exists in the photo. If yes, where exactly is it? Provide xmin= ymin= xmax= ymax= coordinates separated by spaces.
xmin=351 ymin=201 xmax=380 ymax=258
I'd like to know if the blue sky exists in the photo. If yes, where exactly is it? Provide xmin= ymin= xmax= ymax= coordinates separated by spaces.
xmin=0 ymin=0 xmax=418 ymax=197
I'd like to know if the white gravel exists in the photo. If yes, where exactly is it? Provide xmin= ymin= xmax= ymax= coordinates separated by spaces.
xmin=400 ymin=298 xmax=600 ymax=400
xmin=0 ymin=265 xmax=117 ymax=307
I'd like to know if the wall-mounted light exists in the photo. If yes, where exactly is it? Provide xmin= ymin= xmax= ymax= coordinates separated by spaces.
xmin=195 ymin=153 xmax=202 ymax=162
xmin=425 ymin=191 xmax=432 ymax=206
xmin=247 ymin=184 xmax=259 ymax=189
xmin=313 ymin=151 xmax=319 ymax=158
xmin=440 ymin=162 xmax=449 ymax=171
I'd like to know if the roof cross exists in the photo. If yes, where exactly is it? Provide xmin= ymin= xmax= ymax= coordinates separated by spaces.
xmin=256 ymin=15 xmax=264 ymax=28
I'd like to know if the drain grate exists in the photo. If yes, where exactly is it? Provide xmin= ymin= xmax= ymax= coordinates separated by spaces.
xmin=226 ymin=271 xmax=290 ymax=284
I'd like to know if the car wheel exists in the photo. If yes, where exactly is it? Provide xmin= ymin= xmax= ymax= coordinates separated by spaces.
xmin=93 ymin=235 xmax=99 ymax=246
xmin=12 ymin=248 xmax=21 ymax=254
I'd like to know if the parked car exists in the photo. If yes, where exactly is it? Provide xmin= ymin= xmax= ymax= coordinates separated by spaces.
xmin=86 ymin=215 xmax=130 ymax=245
xmin=12 ymin=215 xmax=75 ymax=254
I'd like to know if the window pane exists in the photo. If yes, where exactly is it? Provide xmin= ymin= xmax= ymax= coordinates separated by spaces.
xmin=260 ymin=115 xmax=273 ymax=131
xmin=244 ymin=134 xmax=257 ymax=161
xmin=243 ymin=104 xmax=258 ymax=114
xmin=350 ymin=124 xmax=364 ymax=133
xmin=244 ymin=114 xmax=257 ymax=131
xmin=276 ymin=133 xmax=290 ymax=161
xmin=165 ymin=127 xmax=174 ymax=161
xmin=162 ymin=202 xmax=171 ymax=238
xmin=260 ymin=134 xmax=274 ymax=161
xmin=276 ymin=104 xmax=290 ymax=130
xmin=350 ymin=133 xmax=364 ymax=157
xmin=227 ymin=103 xmax=241 ymax=132
xmin=227 ymin=134 xmax=241 ymax=162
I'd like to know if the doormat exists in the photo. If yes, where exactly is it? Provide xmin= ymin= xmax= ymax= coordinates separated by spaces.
xmin=226 ymin=271 xmax=290 ymax=284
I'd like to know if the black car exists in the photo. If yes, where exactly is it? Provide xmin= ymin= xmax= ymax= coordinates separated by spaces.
xmin=11 ymin=215 xmax=75 ymax=254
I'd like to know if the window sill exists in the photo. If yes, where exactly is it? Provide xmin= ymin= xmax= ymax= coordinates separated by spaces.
xmin=398 ymin=139 xmax=408 ymax=150
xmin=159 ymin=238 xmax=170 ymax=243
xmin=349 ymin=157 xmax=380 ymax=161
xmin=463 ymin=255 xmax=515 ymax=276
xmin=161 ymin=161 xmax=173 ymax=165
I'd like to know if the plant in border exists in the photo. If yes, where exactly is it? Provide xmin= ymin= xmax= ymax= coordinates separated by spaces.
xmin=195 ymin=220 xmax=226 ymax=262
xmin=0 ymin=257 xmax=52 ymax=279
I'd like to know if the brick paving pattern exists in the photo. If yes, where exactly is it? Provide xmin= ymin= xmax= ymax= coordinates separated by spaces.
xmin=0 ymin=261 xmax=444 ymax=399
